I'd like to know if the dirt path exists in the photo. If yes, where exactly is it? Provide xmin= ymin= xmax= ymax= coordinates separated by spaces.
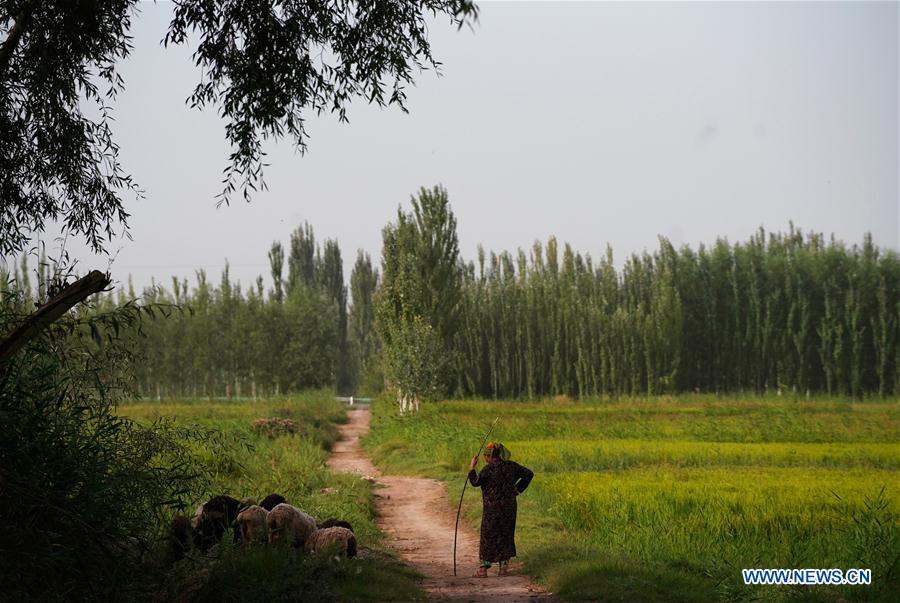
xmin=327 ymin=407 xmax=552 ymax=601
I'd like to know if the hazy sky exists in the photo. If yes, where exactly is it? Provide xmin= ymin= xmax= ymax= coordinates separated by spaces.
xmin=18 ymin=1 xmax=900 ymax=294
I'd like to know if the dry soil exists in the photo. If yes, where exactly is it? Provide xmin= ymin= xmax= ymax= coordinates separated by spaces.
xmin=327 ymin=407 xmax=553 ymax=601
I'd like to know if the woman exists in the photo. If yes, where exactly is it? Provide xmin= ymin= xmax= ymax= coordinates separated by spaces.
xmin=467 ymin=442 xmax=534 ymax=577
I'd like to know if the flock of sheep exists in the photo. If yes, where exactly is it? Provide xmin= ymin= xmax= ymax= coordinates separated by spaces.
xmin=168 ymin=493 xmax=356 ymax=561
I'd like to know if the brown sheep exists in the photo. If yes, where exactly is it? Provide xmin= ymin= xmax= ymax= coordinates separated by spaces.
xmin=266 ymin=503 xmax=317 ymax=548
xmin=304 ymin=526 xmax=357 ymax=558
xmin=235 ymin=505 xmax=269 ymax=544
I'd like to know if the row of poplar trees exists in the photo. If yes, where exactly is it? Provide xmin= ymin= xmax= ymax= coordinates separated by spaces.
xmin=5 ymin=190 xmax=899 ymax=401
xmin=450 ymin=228 xmax=900 ymax=399
xmin=377 ymin=190 xmax=900 ymax=402
xmin=1 ymin=226 xmax=381 ymax=399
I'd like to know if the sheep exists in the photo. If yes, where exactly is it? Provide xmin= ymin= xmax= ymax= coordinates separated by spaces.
xmin=259 ymin=493 xmax=286 ymax=512
xmin=192 ymin=495 xmax=242 ymax=550
xmin=266 ymin=503 xmax=317 ymax=548
xmin=232 ymin=497 xmax=260 ymax=543
xmin=235 ymin=505 xmax=269 ymax=544
xmin=316 ymin=518 xmax=354 ymax=533
xmin=166 ymin=515 xmax=194 ymax=562
xmin=304 ymin=526 xmax=357 ymax=558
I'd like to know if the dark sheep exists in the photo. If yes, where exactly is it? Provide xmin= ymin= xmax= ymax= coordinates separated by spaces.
xmin=316 ymin=518 xmax=354 ymax=533
xmin=192 ymin=495 xmax=241 ymax=550
xmin=166 ymin=515 xmax=193 ymax=563
xmin=259 ymin=493 xmax=287 ymax=512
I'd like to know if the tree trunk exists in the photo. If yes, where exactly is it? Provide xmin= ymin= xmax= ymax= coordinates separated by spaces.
xmin=0 ymin=270 xmax=111 ymax=370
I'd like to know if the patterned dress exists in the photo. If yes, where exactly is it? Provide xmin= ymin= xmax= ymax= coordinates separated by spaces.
xmin=467 ymin=460 xmax=534 ymax=562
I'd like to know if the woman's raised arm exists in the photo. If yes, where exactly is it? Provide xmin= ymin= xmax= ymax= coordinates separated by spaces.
xmin=468 ymin=455 xmax=486 ymax=487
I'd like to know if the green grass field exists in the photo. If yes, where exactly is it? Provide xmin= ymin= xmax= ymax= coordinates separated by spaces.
xmin=120 ymin=392 xmax=422 ymax=602
xmin=363 ymin=395 xmax=900 ymax=602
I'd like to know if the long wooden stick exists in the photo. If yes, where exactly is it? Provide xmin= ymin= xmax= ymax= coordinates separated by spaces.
xmin=453 ymin=416 xmax=499 ymax=577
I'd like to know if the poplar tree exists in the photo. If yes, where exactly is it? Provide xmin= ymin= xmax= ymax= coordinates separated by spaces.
xmin=37 ymin=218 xmax=898 ymax=401
xmin=268 ymin=242 xmax=285 ymax=303
xmin=377 ymin=186 xmax=461 ymax=412
xmin=443 ymin=226 xmax=899 ymax=400
xmin=349 ymin=251 xmax=380 ymax=394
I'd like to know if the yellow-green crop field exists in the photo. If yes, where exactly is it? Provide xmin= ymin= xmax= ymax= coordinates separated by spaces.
xmin=365 ymin=395 xmax=900 ymax=602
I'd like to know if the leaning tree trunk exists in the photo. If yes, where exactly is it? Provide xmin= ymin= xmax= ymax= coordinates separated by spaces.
xmin=0 ymin=270 xmax=111 ymax=371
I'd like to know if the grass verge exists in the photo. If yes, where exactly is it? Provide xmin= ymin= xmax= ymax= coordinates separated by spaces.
xmin=121 ymin=391 xmax=424 ymax=601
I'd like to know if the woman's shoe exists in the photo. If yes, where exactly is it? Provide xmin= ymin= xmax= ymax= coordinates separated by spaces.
xmin=498 ymin=560 xmax=509 ymax=576
xmin=473 ymin=566 xmax=488 ymax=578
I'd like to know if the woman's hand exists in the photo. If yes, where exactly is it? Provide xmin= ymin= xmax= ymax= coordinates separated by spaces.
xmin=469 ymin=455 xmax=478 ymax=470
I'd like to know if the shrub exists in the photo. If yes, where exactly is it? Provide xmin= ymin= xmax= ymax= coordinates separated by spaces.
xmin=251 ymin=417 xmax=302 ymax=439
xmin=0 ymin=289 xmax=210 ymax=600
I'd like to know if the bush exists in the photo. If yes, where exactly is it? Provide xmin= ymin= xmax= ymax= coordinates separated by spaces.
xmin=251 ymin=417 xmax=302 ymax=439
xmin=0 ymin=291 xmax=210 ymax=600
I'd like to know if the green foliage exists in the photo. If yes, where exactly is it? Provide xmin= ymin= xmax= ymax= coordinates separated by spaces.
xmin=377 ymin=186 xmax=462 ymax=411
xmin=364 ymin=396 xmax=900 ymax=602
xmin=367 ymin=396 xmax=900 ymax=455
xmin=165 ymin=0 xmax=478 ymax=205
xmin=1 ymin=0 xmax=478 ymax=255
xmin=250 ymin=417 xmax=301 ymax=439
xmin=349 ymin=251 xmax=381 ymax=395
xmin=0 ymin=0 xmax=141 ymax=256
xmin=383 ymin=315 xmax=448 ymax=412
xmin=268 ymin=241 xmax=285 ymax=303
xmin=836 ymin=486 xmax=899 ymax=597
xmin=122 ymin=393 xmax=423 ymax=601
xmin=320 ymin=238 xmax=352 ymax=394
xmin=43 ymin=221 xmax=368 ymax=399
xmin=0 ymin=287 xmax=211 ymax=600
xmin=451 ymin=226 xmax=900 ymax=399
xmin=181 ymin=544 xmax=422 ymax=602
xmin=287 ymin=223 xmax=318 ymax=293
xmin=281 ymin=282 xmax=341 ymax=391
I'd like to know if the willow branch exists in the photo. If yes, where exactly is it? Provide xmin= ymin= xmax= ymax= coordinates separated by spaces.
xmin=0 ymin=0 xmax=40 ymax=78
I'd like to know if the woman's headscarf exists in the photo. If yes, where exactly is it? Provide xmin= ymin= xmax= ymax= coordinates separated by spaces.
xmin=485 ymin=442 xmax=511 ymax=461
